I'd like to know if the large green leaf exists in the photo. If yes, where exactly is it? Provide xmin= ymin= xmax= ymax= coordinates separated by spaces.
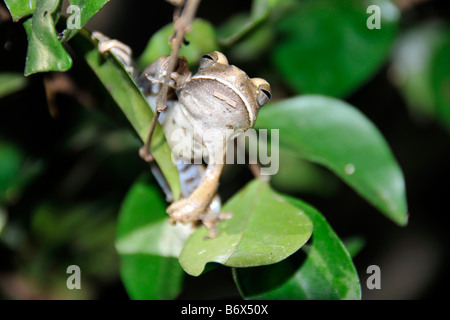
xmin=71 ymin=29 xmax=180 ymax=200
xmin=137 ymin=18 xmax=219 ymax=70
xmin=255 ymin=95 xmax=408 ymax=226
xmin=23 ymin=0 xmax=72 ymax=75
xmin=273 ymin=0 xmax=399 ymax=97
xmin=60 ymin=0 xmax=111 ymax=42
xmin=179 ymin=179 xmax=313 ymax=276
xmin=119 ymin=254 xmax=184 ymax=300
xmin=4 ymin=0 xmax=36 ymax=21
xmin=116 ymin=176 xmax=190 ymax=299
xmin=234 ymin=195 xmax=361 ymax=300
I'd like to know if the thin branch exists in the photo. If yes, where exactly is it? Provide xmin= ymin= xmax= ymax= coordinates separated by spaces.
xmin=394 ymin=0 xmax=435 ymax=11
xmin=139 ymin=0 xmax=201 ymax=162
xmin=0 ymin=3 xmax=12 ymax=22
xmin=248 ymin=163 xmax=271 ymax=182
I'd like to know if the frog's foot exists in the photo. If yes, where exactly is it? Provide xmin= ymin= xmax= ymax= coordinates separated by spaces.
xmin=91 ymin=31 xmax=134 ymax=74
xmin=167 ymin=197 xmax=205 ymax=225
xmin=200 ymin=211 xmax=233 ymax=239
xmin=167 ymin=197 xmax=232 ymax=238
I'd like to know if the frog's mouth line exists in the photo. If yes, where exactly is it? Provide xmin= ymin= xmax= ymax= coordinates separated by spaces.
xmin=190 ymin=74 xmax=255 ymax=127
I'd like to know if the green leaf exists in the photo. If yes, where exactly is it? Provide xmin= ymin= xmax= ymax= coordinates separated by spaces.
xmin=116 ymin=176 xmax=190 ymax=299
xmin=23 ymin=0 xmax=72 ymax=76
xmin=71 ymin=29 xmax=181 ymax=200
xmin=273 ymin=0 xmax=399 ymax=97
xmin=234 ymin=195 xmax=361 ymax=300
xmin=60 ymin=0 xmax=111 ymax=42
xmin=255 ymin=95 xmax=408 ymax=226
xmin=119 ymin=254 xmax=184 ymax=300
xmin=137 ymin=18 xmax=219 ymax=70
xmin=391 ymin=22 xmax=450 ymax=130
xmin=0 ymin=73 xmax=28 ymax=98
xmin=4 ymin=0 xmax=36 ymax=21
xmin=179 ymin=179 xmax=313 ymax=276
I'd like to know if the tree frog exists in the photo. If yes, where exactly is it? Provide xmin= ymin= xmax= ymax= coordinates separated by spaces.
xmin=92 ymin=32 xmax=271 ymax=237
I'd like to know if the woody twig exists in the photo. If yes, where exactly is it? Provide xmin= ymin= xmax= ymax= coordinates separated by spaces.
xmin=139 ymin=0 xmax=201 ymax=162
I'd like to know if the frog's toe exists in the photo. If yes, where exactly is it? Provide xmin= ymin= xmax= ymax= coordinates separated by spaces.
xmin=167 ymin=198 xmax=202 ymax=224
xmin=218 ymin=212 xmax=233 ymax=221
xmin=200 ymin=211 xmax=233 ymax=239
xmin=91 ymin=32 xmax=134 ymax=73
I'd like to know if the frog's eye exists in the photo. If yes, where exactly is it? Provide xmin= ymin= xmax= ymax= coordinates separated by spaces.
xmin=199 ymin=54 xmax=215 ymax=68
xmin=252 ymin=78 xmax=271 ymax=107
xmin=257 ymin=87 xmax=271 ymax=107
xmin=199 ymin=51 xmax=229 ymax=69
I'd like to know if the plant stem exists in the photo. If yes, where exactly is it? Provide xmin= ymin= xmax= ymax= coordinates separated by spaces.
xmin=139 ymin=0 xmax=201 ymax=162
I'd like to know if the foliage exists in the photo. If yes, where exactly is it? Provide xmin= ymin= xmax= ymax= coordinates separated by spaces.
xmin=1 ymin=0 xmax=448 ymax=300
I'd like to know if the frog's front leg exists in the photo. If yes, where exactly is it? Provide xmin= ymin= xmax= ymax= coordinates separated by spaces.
xmin=167 ymin=162 xmax=225 ymax=227
xmin=91 ymin=31 xmax=136 ymax=76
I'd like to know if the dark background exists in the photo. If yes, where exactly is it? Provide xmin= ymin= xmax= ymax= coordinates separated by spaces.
xmin=0 ymin=0 xmax=449 ymax=299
